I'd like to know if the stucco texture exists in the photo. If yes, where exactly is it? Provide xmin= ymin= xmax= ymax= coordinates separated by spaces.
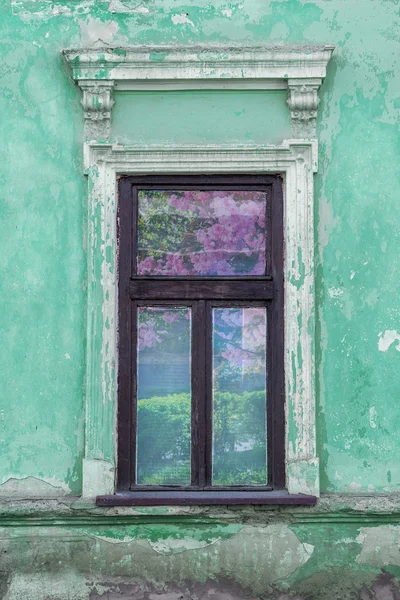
xmin=0 ymin=0 xmax=400 ymax=598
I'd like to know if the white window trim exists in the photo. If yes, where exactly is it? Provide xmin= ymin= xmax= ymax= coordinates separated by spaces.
xmin=63 ymin=45 xmax=334 ymax=499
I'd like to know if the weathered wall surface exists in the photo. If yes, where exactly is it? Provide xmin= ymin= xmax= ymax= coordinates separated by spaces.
xmin=1 ymin=0 xmax=400 ymax=598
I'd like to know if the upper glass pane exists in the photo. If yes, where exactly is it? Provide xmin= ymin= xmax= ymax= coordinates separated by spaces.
xmin=136 ymin=307 xmax=191 ymax=486
xmin=137 ymin=190 xmax=266 ymax=276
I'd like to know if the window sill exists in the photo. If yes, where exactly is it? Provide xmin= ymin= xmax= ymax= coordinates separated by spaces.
xmin=96 ymin=491 xmax=317 ymax=506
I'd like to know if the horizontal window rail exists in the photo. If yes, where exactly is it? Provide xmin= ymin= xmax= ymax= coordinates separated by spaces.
xmin=129 ymin=278 xmax=275 ymax=300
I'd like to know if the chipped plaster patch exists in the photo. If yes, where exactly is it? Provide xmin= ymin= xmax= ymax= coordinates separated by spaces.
xmin=5 ymin=573 xmax=88 ymax=600
xmin=171 ymin=14 xmax=195 ymax=27
xmin=221 ymin=8 xmax=233 ymax=17
xmin=0 ymin=476 xmax=69 ymax=497
xmin=269 ymin=22 xmax=290 ymax=40
xmin=230 ymin=525 xmax=314 ymax=582
xmin=357 ymin=526 xmax=400 ymax=566
xmin=148 ymin=536 xmax=222 ymax=554
xmin=11 ymin=0 xmax=95 ymax=20
xmin=378 ymin=329 xmax=400 ymax=352
xmin=364 ymin=288 xmax=379 ymax=307
xmin=369 ymin=406 xmax=377 ymax=429
xmin=318 ymin=194 xmax=340 ymax=261
xmin=328 ymin=287 xmax=344 ymax=299
xmin=346 ymin=481 xmax=363 ymax=492
xmin=79 ymin=18 xmax=119 ymax=47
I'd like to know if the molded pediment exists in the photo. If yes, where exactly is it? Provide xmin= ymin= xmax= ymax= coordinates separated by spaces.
xmin=63 ymin=45 xmax=334 ymax=139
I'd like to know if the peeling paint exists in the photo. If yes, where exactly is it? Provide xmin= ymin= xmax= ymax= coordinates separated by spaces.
xmin=79 ymin=18 xmax=119 ymax=47
xmin=0 ymin=476 xmax=69 ymax=497
xmin=369 ymin=406 xmax=377 ymax=429
xmin=148 ymin=535 xmax=222 ymax=554
xmin=378 ymin=330 xmax=400 ymax=352
xmin=357 ymin=526 xmax=400 ymax=567
xmin=171 ymin=14 xmax=195 ymax=27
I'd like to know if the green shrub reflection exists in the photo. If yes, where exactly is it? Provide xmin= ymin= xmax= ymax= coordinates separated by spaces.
xmin=137 ymin=391 xmax=267 ymax=486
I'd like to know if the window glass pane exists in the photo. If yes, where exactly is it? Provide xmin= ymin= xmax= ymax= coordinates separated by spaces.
xmin=212 ymin=307 xmax=267 ymax=486
xmin=136 ymin=307 xmax=191 ymax=485
xmin=137 ymin=190 xmax=266 ymax=276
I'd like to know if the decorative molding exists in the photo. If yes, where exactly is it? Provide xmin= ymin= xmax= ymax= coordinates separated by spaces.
xmin=81 ymin=140 xmax=319 ymax=497
xmin=4 ymin=493 xmax=400 ymax=525
xmin=63 ymin=45 xmax=334 ymax=139
xmin=287 ymin=78 xmax=321 ymax=137
xmin=0 ymin=492 xmax=400 ymax=524
xmin=62 ymin=43 xmax=334 ymax=499
xmin=79 ymin=80 xmax=114 ymax=139
xmin=63 ymin=45 xmax=334 ymax=81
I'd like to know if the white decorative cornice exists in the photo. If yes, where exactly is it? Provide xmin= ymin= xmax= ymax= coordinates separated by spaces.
xmin=63 ymin=45 xmax=334 ymax=139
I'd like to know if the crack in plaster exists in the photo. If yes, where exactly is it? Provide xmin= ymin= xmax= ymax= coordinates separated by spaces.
xmin=0 ymin=476 xmax=69 ymax=497
xmin=79 ymin=18 xmax=119 ymax=47
xmin=108 ymin=0 xmax=150 ymax=13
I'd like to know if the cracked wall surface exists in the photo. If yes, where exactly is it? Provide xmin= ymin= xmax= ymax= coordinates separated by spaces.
xmin=1 ymin=0 xmax=400 ymax=597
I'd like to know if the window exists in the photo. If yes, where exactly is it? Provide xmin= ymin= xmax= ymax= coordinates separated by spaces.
xmin=101 ymin=174 xmax=312 ymax=505
xmin=65 ymin=46 xmax=330 ymax=502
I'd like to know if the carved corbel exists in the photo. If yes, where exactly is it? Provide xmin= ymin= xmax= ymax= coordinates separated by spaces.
xmin=78 ymin=80 xmax=115 ymax=140
xmin=287 ymin=78 xmax=322 ymax=137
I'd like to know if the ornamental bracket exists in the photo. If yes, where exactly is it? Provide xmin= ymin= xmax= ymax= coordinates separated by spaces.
xmin=287 ymin=78 xmax=322 ymax=137
xmin=78 ymin=80 xmax=115 ymax=140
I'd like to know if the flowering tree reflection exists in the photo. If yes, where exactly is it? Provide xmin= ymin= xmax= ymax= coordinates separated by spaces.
xmin=136 ymin=190 xmax=267 ymax=486
xmin=137 ymin=190 xmax=266 ymax=276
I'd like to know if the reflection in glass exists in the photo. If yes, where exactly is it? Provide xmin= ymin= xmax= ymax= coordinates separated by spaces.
xmin=136 ymin=307 xmax=191 ymax=485
xmin=212 ymin=307 xmax=267 ymax=486
xmin=137 ymin=190 xmax=266 ymax=276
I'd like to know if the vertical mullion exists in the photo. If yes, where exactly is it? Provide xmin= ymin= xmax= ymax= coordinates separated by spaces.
xmin=117 ymin=178 xmax=134 ymax=491
xmin=130 ymin=302 xmax=138 ymax=487
xmin=192 ymin=300 xmax=206 ymax=487
xmin=265 ymin=180 xmax=274 ymax=483
xmin=270 ymin=176 xmax=285 ymax=489
xmin=266 ymin=301 xmax=273 ymax=486
xmin=130 ymin=187 xmax=139 ymax=487
xmin=204 ymin=301 xmax=213 ymax=487
xmin=132 ymin=186 xmax=139 ymax=275
xmin=265 ymin=185 xmax=273 ymax=276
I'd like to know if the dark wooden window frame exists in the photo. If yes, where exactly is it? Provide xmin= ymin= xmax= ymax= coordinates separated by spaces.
xmin=96 ymin=174 xmax=316 ymax=506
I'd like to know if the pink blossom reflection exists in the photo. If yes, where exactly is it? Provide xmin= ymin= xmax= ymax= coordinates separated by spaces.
xmin=137 ymin=190 xmax=266 ymax=276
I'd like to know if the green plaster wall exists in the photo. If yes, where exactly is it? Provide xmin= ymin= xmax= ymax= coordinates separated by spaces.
xmin=1 ymin=0 xmax=399 ymax=496
xmin=112 ymin=90 xmax=291 ymax=145
xmin=0 ymin=0 xmax=400 ymax=597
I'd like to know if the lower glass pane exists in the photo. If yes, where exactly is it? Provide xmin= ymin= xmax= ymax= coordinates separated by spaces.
xmin=212 ymin=307 xmax=267 ymax=486
xmin=136 ymin=307 xmax=191 ymax=485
